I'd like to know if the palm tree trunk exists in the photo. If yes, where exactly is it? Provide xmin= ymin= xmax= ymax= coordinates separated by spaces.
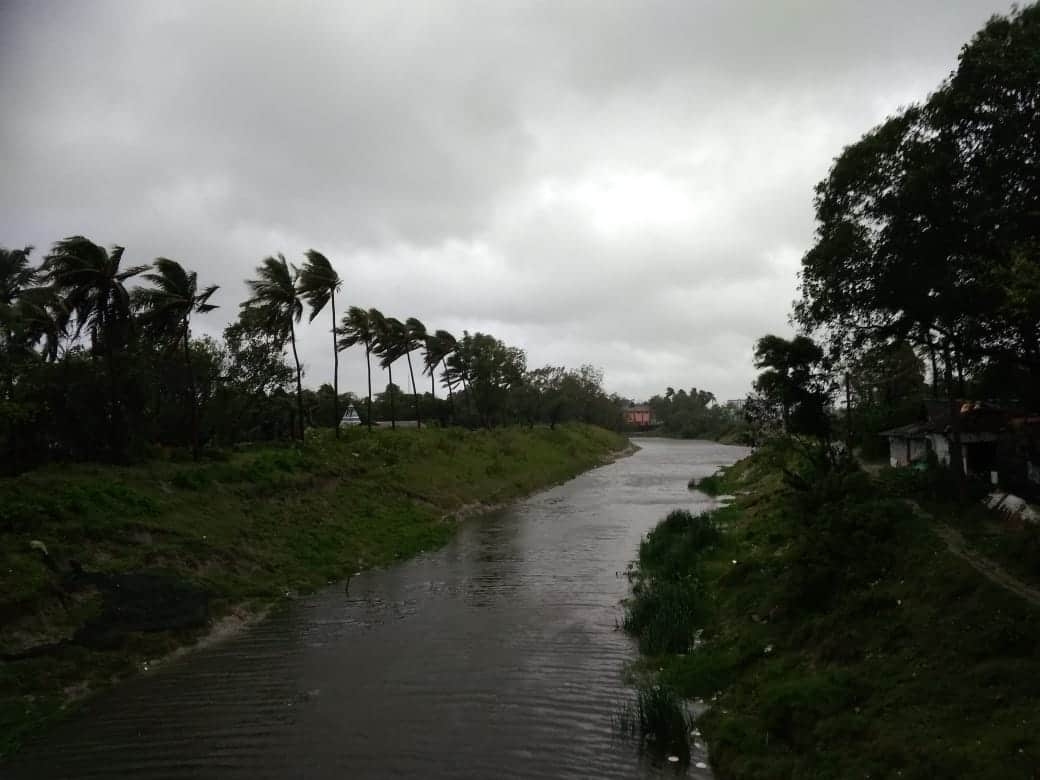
xmin=183 ymin=325 xmax=201 ymax=461
xmin=441 ymin=358 xmax=455 ymax=421
xmin=331 ymin=288 xmax=340 ymax=437
xmin=365 ymin=344 xmax=373 ymax=431
xmin=289 ymin=319 xmax=304 ymax=441
xmin=388 ymin=363 xmax=397 ymax=429
xmin=405 ymin=350 xmax=421 ymax=428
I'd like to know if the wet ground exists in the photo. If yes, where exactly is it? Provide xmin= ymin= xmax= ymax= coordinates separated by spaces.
xmin=6 ymin=437 xmax=747 ymax=779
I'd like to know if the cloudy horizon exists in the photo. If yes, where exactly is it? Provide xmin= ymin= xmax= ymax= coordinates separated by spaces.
xmin=0 ymin=0 xmax=1015 ymax=402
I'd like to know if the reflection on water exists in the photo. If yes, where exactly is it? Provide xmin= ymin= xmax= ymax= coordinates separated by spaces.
xmin=6 ymin=438 xmax=746 ymax=779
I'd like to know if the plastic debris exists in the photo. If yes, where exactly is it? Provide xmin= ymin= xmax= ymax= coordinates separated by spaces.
xmin=667 ymin=755 xmax=679 ymax=763
xmin=696 ymin=761 xmax=708 ymax=769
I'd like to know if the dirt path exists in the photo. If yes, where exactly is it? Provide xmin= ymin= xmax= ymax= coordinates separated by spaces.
xmin=929 ymin=517 xmax=1040 ymax=608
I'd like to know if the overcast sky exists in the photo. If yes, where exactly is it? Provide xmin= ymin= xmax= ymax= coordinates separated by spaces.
xmin=0 ymin=1 xmax=1015 ymax=401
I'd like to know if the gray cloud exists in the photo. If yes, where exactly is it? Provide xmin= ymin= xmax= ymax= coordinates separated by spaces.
xmin=0 ymin=0 xmax=1014 ymax=401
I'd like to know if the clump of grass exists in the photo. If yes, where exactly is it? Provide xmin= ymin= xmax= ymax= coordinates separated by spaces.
xmin=614 ymin=684 xmax=692 ymax=763
xmin=623 ymin=509 xmax=721 ymax=654
xmin=624 ymin=578 xmax=703 ymax=654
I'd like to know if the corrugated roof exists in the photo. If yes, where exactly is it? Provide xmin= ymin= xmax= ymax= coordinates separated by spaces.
xmin=879 ymin=422 xmax=934 ymax=437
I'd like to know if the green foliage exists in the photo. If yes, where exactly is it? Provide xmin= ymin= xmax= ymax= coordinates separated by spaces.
xmin=644 ymin=386 xmax=745 ymax=440
xmin=796 ymin=3 xmax=1040 ymax=410
xmin=749 ymin=334 xmax=831 ymax=439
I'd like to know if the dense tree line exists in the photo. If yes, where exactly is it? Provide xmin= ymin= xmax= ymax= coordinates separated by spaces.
xmin=746 ymin=5 xmax=1040 ymax=456
xmin=643 ymin=387 xmax=745 ymax=440
xmin=0 ymin=238 xmax=623 ymax=474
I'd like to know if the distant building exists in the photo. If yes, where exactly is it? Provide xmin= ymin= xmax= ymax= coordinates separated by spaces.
xmin=725 ymin=399 xmax=746 ymax=412
xmin=624 ymin=404 xmax=653 ymax=428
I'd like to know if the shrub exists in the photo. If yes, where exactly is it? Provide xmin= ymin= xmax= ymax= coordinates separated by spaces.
xmin=640 ymin=509 xmax=721 ymax=577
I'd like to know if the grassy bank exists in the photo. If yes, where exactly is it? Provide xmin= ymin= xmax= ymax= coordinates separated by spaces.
xmin=0 ymin=423 xmax=625 ymax=758
xmin=625 ymin=442 xmax=1040 ymax=778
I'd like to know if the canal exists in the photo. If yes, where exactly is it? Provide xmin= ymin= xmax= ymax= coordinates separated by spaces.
xmin=8 ymin=438 xmax=747 ymax=779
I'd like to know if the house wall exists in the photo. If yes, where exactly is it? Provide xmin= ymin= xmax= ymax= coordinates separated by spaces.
xmin=889 ymin=436 xmax=928 ymax=467
xmin=624 ymin=410 xmax=651 ymax=426
xmin=889 ymin=437 xmax=909 ymax=467
xmin=929 ymin=434 xmax=950 ymax=467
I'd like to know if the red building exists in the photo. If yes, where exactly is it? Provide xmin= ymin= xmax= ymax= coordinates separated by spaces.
xmin=624 ymin=404 xmax=653 ymax=428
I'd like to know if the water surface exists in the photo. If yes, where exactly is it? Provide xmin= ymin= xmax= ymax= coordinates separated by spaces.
xmin=8 ymin=438 xmax=746 ymax=779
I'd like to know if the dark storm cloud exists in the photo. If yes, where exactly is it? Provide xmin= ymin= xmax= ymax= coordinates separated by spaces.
xmin=0 ymin=0 xmax=1015 ymax=400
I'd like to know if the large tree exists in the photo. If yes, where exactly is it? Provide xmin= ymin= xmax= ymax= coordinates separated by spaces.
xmin=298 ymin=250 xmax=343 ymax=435
xmin=445 ymin=331 xmax=525 ymax=427
xmin=133 ymin=257 xmax=219 ymax=460
xmin=752 ymin=334 xmax=830 ymax=437
xmin=797 ymin=4 xmax=1040 ymax=408
xmin=242 ymin=254 xmax=305 ymax=440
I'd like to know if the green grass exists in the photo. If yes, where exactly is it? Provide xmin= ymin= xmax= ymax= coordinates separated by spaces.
xmin=625 ymin=444 xmax=1040 ymax=779
xmin=0 ymin=423 xmax=625 ymax=758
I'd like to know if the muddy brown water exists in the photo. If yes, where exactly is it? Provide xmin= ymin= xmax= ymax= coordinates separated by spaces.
xmin=7 ymin=438 xmax=747 ymax=779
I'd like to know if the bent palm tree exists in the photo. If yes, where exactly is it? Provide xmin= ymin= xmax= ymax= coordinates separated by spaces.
xmin=242 ymin=254 xmax=305 ymax=440
xmin=133 ymin=258 xmax=219 ymax=460
xmin=339 ymin=305 xmax=376 ymax=431
xmin=403 ymin=317 xmax=426 ymax=428
xmin=43 ymin=236 xmax=147 ymax=458
xmin=298 ymin=250 xmax=342 ymax=435
xmin=372 ymin=313 xmax=407 ymax=429
xmin=0 ymin=246 xmax=37 ymax=329
xmin=0 ymin=246 xmax=60 ymax=359
xmin=423 ymin=329 xmax=457 ymax=420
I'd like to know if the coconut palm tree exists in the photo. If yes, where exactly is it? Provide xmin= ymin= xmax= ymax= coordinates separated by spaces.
xmin=372 ymin=313 xmax=408 ymax=429
xmin=12 ymin=286 xmax=66 ymax=362
xmin=339 ymin=305 xmax=376 ymax=431
xmin=298 ymin=250 xmax=342 ymax=435
xmin=423 ymin=329 xmax=457 ymax=419
xmin=0 ymin=246 xmax=37 ymax=321
xmin=403 ymin=317 xmax=427 ymax=428
xmin=42 ymin=236 xmax=148 ymax=457
xmin=0 ymin=246 xmax=60 ymax=359
xmin=242 ymin=253 xmax=305 ymax=440
xmin=133 ymin=257 xmax=219 ymax=460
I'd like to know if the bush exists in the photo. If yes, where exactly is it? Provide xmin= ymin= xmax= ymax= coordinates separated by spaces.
xmin=640 ymin=509 xmax=721 ymax=577
xmin=787 ymin=488 xmax=909 ymax=611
